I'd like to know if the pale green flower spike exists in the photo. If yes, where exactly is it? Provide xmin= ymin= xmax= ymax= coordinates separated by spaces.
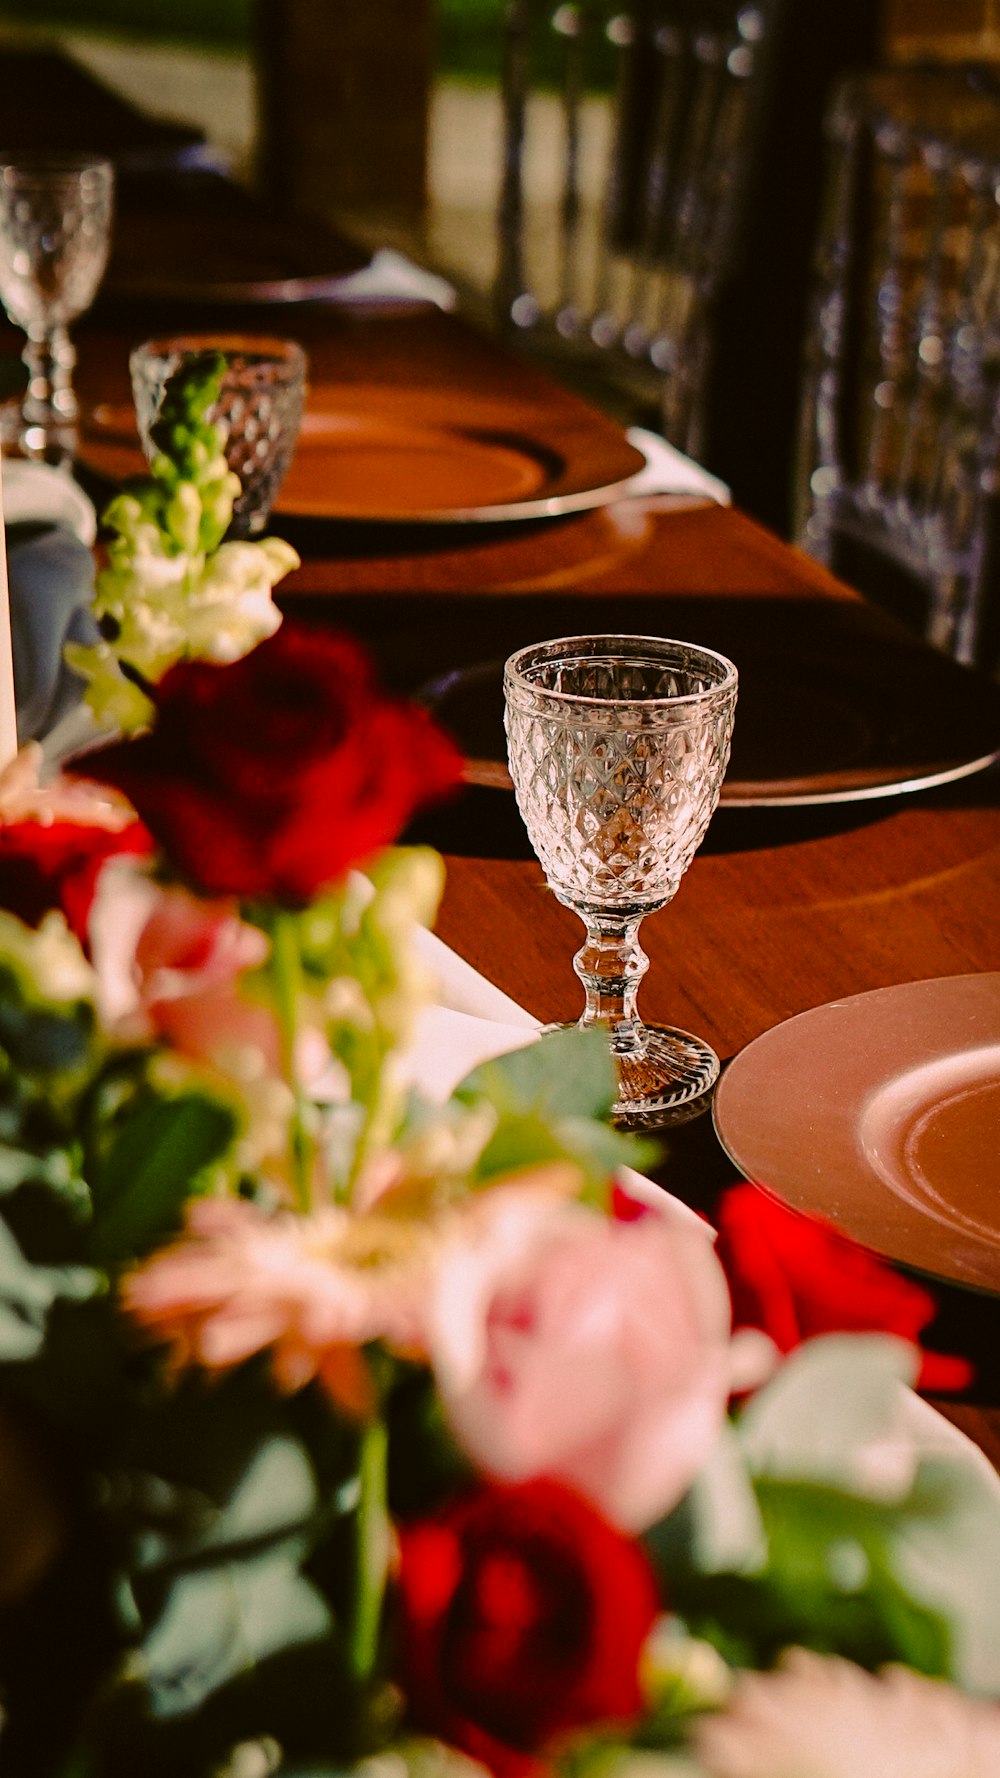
xmin=68 ymin=352 xmax=297 ymax=732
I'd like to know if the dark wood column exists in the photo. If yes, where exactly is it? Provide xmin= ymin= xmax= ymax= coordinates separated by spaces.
xmin=254 ymin=0 xmax=433 ymax=227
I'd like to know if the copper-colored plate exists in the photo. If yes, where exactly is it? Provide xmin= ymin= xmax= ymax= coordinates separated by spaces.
xmin=80 ymin=389 xmax=647 ymax=524
xmin=713 ymin=975 xmax=1000 ymax=1295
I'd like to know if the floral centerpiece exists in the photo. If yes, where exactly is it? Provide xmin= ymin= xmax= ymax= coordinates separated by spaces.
xmin=0 ymin=613 xmax=995 ymax=1778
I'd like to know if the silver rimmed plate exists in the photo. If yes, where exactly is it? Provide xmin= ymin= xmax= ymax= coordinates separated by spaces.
xmin=713 ymin=974 xmax=1000 ymax=1294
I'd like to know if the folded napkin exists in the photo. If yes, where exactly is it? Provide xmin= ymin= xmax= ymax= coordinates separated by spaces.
xmin=327 ymin=248 xmax=457 ymax=311
xmin=407 ymin=924 xmax=708 ymax=1233
xmin=8 ymin=523 xmax=98 ymax=749
xmin=0 ymin=461 xmax=99 ymax=748
xmin=625 ymin=426 xmax=731 ymax=506
xmin=4 ymin=458 xmax=97 ymax=546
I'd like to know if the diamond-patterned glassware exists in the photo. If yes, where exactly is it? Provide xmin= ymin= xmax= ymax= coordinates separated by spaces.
xmin=504 ymin=634 xmax=738 ymax=1125
xmin=131 ymin=334 xmax=307 ymax=539
xmin=0 ymin=153 xmax=114 ymax=460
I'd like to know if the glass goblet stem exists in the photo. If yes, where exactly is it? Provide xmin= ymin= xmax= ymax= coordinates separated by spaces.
xmin=21 ymin=323 xmax=77 ymax=455
xmin=573 ymin=910 xmax=649 ymax=1035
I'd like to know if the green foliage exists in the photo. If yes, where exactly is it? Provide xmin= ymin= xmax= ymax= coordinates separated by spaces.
xmin=664 ymin=1475 xmax=952 ymax=1677
xmin=0 ymin=1215 xmax=97 ymax=1362
xmin=144 ymin=350 xmax=239 ymax=557
xmin=644 ymin=1338 xmax=1000 ymax=1690
xmin=86 ymin=1091 xmax=237 ymax=1264
xmin=289 ymin=852 xmax=446 ymax=1194
xmin=98 ymin=1386 xmax=351 ymax=1769
xmin=455 ymin=1024 xmax=656 ymax=1197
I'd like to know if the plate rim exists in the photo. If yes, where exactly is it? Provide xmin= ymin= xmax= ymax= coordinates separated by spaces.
xmin=78 ymin=397 xmax=649 ymax=527
xmin=712 ymin=972 xmax=1000 ymax=1294
xmin=418 ymin=658 xmax=1000 ymax=808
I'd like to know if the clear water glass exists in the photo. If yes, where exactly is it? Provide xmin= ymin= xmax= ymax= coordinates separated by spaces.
xmin=0 ymin=153 xmax=114 ymax=459
xmin=130 ymin=333 xmax=308 ymax=539
xmin=504 ymin=634 xmax=738 ymax=1126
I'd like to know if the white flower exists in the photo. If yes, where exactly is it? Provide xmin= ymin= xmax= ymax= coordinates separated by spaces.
xmin=182 ymin=537 xmax=292 ymax=663
xmin=693 ymin=1649 xmax=1000 ymax=1778
xmin=0 ymin=909 xmax=95 ymax=1005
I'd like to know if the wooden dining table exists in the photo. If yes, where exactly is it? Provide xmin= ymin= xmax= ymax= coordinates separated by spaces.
xmin=14 ymin=151 xmax=1000 ymax=1477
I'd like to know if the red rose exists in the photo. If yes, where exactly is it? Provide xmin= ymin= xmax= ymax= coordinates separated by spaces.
xmin=714 ymin=1183 xmax=972 ymax=1394
xmin=0 ymin=819 xmax=152 ymax=947
xmin=74 ymin=625 xmax=463 ymax=904
xmin=396 ymin=1479 xmax=659 ymax=1778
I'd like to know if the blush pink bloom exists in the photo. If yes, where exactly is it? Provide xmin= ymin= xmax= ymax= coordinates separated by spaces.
xmin=427 ymin=1186 xmax=735 ymax=1532
xmin=694 ymin=1649 xmax=1000 ymax=1778
xmin=88 ymin=856 xmax=275 ymax=1065
xmin=123 ymin=1196 xmax=437 ymax=1417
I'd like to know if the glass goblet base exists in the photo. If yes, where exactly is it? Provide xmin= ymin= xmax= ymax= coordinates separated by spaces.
xmin=545 ymin=1019 xmax=721 ymax=1130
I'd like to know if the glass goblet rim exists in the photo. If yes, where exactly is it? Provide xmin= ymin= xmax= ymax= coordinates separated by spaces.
xmin=130 ymin=333 xmax=307 ymax=378
xmin=504 ymin=633 xmax=739 ymax=712
xmin=0 ymin=151 xmax=113 ymax=183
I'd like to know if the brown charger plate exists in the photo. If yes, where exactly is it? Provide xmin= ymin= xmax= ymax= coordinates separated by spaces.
xmin=79 ymin=386 xmax=648 ymax=523
xmin=105 ymin=194 xmax=372 ymax=305
xmin=712 ymin=975 xmax=1000 ymax=1296
xmin=410 ymin=599 xmax=1000 ymax=806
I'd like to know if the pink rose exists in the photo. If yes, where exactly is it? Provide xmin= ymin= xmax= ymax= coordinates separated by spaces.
xmin=88 ymin=856 xmax=274 ymax=1066
xmin=428 ymin=1188 xmax=734 ymax=1532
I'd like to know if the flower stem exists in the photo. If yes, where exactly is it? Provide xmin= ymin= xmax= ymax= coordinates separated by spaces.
xmin=350 ymin=1409 xmax=389 ymax=1684
xmin=270 ymin=908 xmax=311 ymax=1212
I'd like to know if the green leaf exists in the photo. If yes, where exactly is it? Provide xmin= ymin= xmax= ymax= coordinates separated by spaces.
xmin=890 ymin=1457 xmax=1000 ymax=1693
xmin=455 ymin=1026 xmax=656 ymax=1193
xmin=134 ymin=1435 xmax=321 ymax=1573
xmin=736 ymin=1334 xmax=920 ymax=1493
xmin=0 ymin=1144 xmax=85 ymax=1202
xmin=665 ymin=1471 xmax=952 ymax=1677
xmin=138 ymin=1540 xmax=331 ymax=1719
xmin=0 ymin=1215 xmax=97 ymax=1362
xmin=88 ymin=1092 xmax=237 ymax=1264
xmin=0 ymin=996 xmax=92 ymax=1078
xmin=649 ymin=1339 xmax=987 ymax=1681
xmin=754 ymin=1475 xmax=951 ymax=1673
xmin=456 ymin=1024 xmax=618 ymax=1121
xmin=675 ymin=1419 xmax=767 ymax=1576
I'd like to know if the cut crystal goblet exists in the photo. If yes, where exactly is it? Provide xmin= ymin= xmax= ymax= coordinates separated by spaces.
xmin=130 ymin=333 xmax=307 ymax=539
xmin=504 ymin=633 xmax=738 ymax=1126
xmin=0 ymin=153 xmax=114 ymax=460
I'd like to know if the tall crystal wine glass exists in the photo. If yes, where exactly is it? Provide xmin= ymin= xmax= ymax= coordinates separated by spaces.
xmin=0 ymin=153 xmax=114 ymax=460
xmin=504 ymin=634 xmax=738 ymax=1126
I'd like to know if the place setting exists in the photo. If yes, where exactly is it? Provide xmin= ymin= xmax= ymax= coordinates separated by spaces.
xmin=76 ymin=337 xmax=720 ymax=529
xmin=411 ymin=621 xmax=1000 ymax=1416
xmin=0 ymin=143 xmax=703 ymax=534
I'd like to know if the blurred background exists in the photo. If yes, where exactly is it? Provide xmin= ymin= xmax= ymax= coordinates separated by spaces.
xmin=0 ymin=0 xmax=965 ymax=308
xmin=1 ymin=0 xmax=999 ymax=571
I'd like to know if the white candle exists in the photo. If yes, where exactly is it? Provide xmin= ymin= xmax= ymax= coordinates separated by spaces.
xmin=0 ymin=446 xmax=17 ymax=767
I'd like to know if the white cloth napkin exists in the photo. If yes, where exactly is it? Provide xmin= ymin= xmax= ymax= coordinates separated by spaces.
xmin=625 ymin=426 xmax=730 ymax=506
xmin=3 ymin=459 xmax=97 ymax=545
xmin=326 ymin=248 xmax=457 ymax=311
xmin=406 ymin=924 xmax=708 ymax=1233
